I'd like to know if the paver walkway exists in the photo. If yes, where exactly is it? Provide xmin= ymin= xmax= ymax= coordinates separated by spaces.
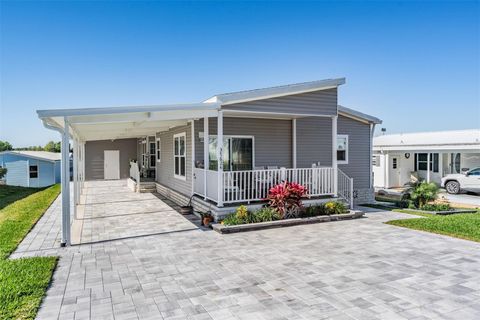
xmin=11 ymin=183 xmax=480 ymax=320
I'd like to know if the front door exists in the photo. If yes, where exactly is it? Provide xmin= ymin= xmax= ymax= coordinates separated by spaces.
xmin=104 ymin=150 xmax=120 ymax=180
xmin=390 ymin=156 xmax=401 ymax=187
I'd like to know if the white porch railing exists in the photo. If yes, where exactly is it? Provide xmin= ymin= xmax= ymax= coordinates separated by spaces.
xmin=193 ymin=168 xmax=219 ymax=202
xmin=129 ymin=161 xmax=140 ymax=183
xmin=338 ymin=169 xmax=354 ymax=209
xmin=194 ymin=167 xmax=337 ymax=205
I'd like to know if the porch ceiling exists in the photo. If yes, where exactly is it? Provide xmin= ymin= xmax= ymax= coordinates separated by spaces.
xmin=37 ymin=103 xmax=220 ymax=141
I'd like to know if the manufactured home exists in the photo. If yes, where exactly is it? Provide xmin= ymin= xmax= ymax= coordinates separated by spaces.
xmin=373 ymin=129 xmax=480 ymax=188
xmin=37 ymin=78 xmax=381 ymax=245
xmin=0 ymin=151 xmax=61 ymax=187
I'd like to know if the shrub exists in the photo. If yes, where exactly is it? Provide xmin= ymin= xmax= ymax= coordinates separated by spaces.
xmin=0 ymin=168 xmax=6 ymax=180
xmin=267 ymin=181 xmax=307 ymax=218
xmin=410 ymin=182 xmax=439 ymax=208
xmin=420 ymin=203 xmax=452 ymax=212
xmin=395 ymin=199 xmax=415 ymax=209
xmin=254 ymin=207 xmax=281 ymax=222
xmin=323 ymin=201 xmax=348 ymax=215
xmin=221 ymin=214 xmax=242 ymax=226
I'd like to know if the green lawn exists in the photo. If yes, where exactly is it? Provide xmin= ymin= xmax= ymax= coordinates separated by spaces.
xmin=362 ymin=203 xmax=480 ymax=243
xmin=0 ymin=184 xmax=60 ymax=320
xmin=386 ymin=212 xmax=480 ymax=243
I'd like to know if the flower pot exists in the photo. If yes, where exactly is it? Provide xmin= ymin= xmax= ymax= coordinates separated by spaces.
xmin=180 ymin=206 xmax=192 ymax=215
xmin=202 ymin=217 xmax=212 ymax=227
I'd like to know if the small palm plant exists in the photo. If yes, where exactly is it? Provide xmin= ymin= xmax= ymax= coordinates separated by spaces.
xmin=410 ymin=181 xmax=438 ymax=208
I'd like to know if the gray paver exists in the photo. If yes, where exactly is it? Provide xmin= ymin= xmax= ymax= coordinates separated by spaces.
xmin=9 ymin=180 xmax=480 ymax=320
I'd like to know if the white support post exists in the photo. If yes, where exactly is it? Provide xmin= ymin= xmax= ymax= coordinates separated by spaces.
xmin=385 ymin=153 xmax=390 ymax=188
xmin=332 ymin=115 xmax=338 ymax=197
xmin=369 ymin=123 xmax=375 ymax=189
xmin=73 ymin=138 xmax=78 ymax=206
xmin=203 ymin=117 xmax=209 ymax=200
xmin=427 ymin=152 xmax=431 ymax=183
xmin=191 ymin=120 xmax=195 ymax=195
xmin=217 ymin=111 xmax=224 ymax=207
xmin=61 ymin=118 xmax=71 ymax=246
xmin=292 ymin=118 xmax=297 ymax=169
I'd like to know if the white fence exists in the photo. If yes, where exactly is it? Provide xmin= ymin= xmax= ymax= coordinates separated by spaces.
xmin=194 ymin=167 xmax=338 ymax=205
xmin=338 ymin=169 xmax=354 ymax=209
xmin=129 ymin=161 xmax=140 ymax=183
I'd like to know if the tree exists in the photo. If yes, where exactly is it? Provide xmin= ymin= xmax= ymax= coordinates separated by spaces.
xmin=44 ymin=141 xmax=61 ymax=152
xmin=0 ymin=167 xmax=7 ymax=180
xmin=0 ymin=141 xmax=13 ymax=151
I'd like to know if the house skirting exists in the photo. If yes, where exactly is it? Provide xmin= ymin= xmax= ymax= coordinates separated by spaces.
xmin=155 ymin=182 xmax=373 ymax=221
xmin=354 ymin=187 xmax=375 ymax=204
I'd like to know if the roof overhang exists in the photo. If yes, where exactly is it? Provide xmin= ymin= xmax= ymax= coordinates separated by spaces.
xmin=373 ymin=144 xmax=480 ymax=152
xmin=38 ymin=103 xmax=220 ymax=141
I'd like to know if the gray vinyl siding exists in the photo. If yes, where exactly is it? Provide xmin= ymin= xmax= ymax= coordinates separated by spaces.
xmin=85 ymin=139 xmax=137 ymax=180
xmin=193 ymin=117 xmax=292 ymax=168
xmin=296 ymin=117 xmax=333 ymax=168
xmin=155 ymin=124 xmax=192 ymax=197
xmin=338 ymin=115 xmax=371 ymax=189
xmin=222 ymin=89 xmax=337 ymax=116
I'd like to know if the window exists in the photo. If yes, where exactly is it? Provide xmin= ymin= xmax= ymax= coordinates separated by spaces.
xmin=337 ymin=135 xmax=348 ymax=164
xmin=468 ymin=168 xmax=480 ymax=176
xmin=208 ymin=136 xmax=254 ymax=171
xmin=392 ymin=158 xmax=397 ymax=169
xmin=149 ymin=141 xmax=156 ymax=167
xmin=29 ymin=165 xmax=38 ymax=178
xmin=173 ymin=133 xmax=186 ymax=179
xmin=415 ymin=153 xmax=439 ymax=172
xmin=156 ymin=138 xmax=161 ymax=162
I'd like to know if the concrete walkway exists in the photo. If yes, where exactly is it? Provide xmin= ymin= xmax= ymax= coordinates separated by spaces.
xmin=11 ymin=185 xmax=480 ymax=320
xmin=72 ymin=180 xmax=198 ymax=244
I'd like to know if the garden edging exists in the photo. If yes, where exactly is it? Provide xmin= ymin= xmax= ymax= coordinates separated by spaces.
xmin=212 ymin=210 xmax=365 ymax=234
xmin=403 ymin=208 xmax=478 ymax=215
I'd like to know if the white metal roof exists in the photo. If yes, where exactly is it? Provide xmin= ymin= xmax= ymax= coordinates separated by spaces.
xmin=373 ymin=129 xmax=480 ymax=152
xmin=37 ymin=77 xmax=381 ymax=141
xmin=0 ymin=150 xmax=62 ymax=162
xmin=205 ymin=78 xmax=346 ymax=105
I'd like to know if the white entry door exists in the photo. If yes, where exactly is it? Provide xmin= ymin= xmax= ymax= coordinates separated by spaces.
xmin=104 ymin=150 xmax=120 ymax=180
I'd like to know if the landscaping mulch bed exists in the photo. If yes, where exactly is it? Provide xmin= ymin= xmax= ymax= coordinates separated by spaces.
xmin=401 ymin=208 xmax=478 ymax=215
xmin=212 ymin=210 xmax=364 ymax=234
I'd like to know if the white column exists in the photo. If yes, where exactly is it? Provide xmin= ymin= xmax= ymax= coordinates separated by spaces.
xmin=217 ymin=111 xmax=224 ymax=207
xmin=191 ymin=120 xmax=195 ymax=195
xmin=369 ymin=124 xmax=375 ymax=189
xmin=384 ymin=153 xmax=390 ymax=188
xmin=73 ymin=138 xmax=79 ymax=205
xmin=292 ymin=118 xmax=297 ymax=169
xmin=427 ymin=152 xmax=431 ymax=183
xmin=203 ymin=117 xmax=209 ymax=200
xmin=332 ymin=115 xmax=338 ymax=197
xmin=61 ymin=118 xmax=71 ymax=246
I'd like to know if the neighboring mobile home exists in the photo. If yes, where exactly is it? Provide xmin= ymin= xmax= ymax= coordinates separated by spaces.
xmin=373 ymin=129 xmax=480 ymax=188
xmin=0 ymin=151 xmax=61 ymax=187
xmin=37 ymin=78 xmax=381 ymax=245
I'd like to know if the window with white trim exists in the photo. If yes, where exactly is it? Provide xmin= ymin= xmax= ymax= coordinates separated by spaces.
xmin=173 ymin=133 xmax=186 ymax=179
xmin=149 ymin=141 xmax=156 ymax=167
xmin=156 ymin=138 xmax=161 ymax=162
xmin=29 ymin=165 xmax=38 ymax=178
xmin=337 ymin=134 xmax=349 ymax=164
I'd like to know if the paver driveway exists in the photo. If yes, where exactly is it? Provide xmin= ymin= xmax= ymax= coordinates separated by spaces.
xmin=11 ymin=185 xmax=480 ymax=320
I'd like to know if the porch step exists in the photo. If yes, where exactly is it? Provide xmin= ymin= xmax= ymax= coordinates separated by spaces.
xmin=139 ymin=186 xmax=156 ymax=193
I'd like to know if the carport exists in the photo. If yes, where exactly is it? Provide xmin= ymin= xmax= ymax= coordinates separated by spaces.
xmin=37 ymin=103 xmax=219 ymax=245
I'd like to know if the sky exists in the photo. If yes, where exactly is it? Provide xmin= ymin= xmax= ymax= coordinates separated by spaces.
xmin=0 ymin=0 xmax=479 ymax=147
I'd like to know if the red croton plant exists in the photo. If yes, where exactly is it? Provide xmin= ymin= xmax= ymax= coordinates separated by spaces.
xmin=266 ymin=181 xmax=307 ymax=218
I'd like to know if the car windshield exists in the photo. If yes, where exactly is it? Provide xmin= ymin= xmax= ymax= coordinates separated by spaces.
xmin=468 ymin=168 xmax=480 ymax=176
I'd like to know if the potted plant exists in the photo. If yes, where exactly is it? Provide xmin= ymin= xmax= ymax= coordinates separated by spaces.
xmin=201 ymin=212 xmax=213 ymax=227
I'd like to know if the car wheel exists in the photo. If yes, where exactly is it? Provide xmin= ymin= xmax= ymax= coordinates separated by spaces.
xmin=445 ymin=181 xmax=460 ymax=194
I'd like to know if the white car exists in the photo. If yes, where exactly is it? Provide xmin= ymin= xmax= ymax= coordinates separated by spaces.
xmin=441 ymin=167 xmax=480 ymax=194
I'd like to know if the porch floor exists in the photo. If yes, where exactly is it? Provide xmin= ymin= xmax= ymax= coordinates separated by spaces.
xmin=71 ymin=180 xmax=201 ymax=245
